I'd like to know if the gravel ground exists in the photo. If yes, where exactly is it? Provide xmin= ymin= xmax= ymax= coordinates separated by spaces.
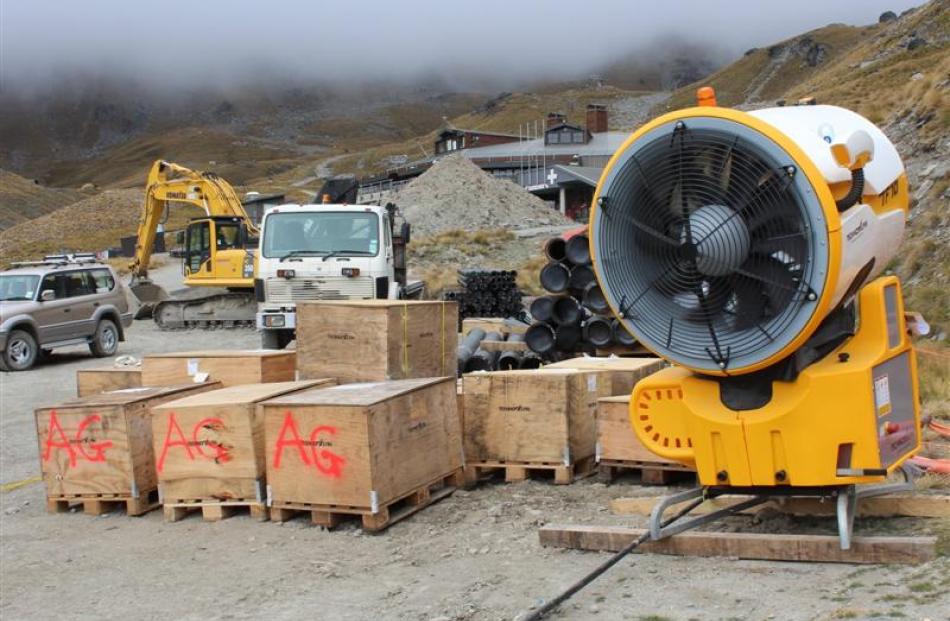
xmin=1 ymin=265 xmax=947 ymax=621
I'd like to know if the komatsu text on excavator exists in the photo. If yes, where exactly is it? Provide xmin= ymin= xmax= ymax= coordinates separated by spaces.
xmin=128 ymin=160 xmax=258 ymax=329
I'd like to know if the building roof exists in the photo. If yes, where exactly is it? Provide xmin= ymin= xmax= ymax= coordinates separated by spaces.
xmin=458 ymin=131 xmax=629 ymax=160
xmin=546 ymin=122 xmax=587 ymax=134
xmin=550 ymin=165 xmax=604 ymax=187
xmin=437 ymin=127 xmax=522 ymax=140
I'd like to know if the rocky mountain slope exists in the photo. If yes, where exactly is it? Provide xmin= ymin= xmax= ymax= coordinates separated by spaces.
xmin=0 ymin=169 xmax=83 ymax=231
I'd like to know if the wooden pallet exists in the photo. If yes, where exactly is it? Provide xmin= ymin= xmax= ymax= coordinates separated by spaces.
xmin=46 ymin=489 xmax=160 ymax=517
xmin=269 ymin=469 xmax=463 ymax=532
xmin=598 ymin=458 xmax=695 ymax=485
xmin=162 ymin=498 xmax=268 ymax=522
xmin=539 ymin=524 xmax=937 ymax=565
xmin=464 ymin=455 xmax=597 ymax=486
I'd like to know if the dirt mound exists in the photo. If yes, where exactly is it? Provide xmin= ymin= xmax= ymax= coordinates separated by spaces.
xmin=395 ymin=155 xmax=571 ymax=235
xmin=0 ymin=189 xmax=144 ymax=263
xmin=0 ymin=169 xmax=84 ymax=231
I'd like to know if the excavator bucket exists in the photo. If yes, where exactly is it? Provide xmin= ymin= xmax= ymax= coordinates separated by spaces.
xmin=128 ymin=281 xmax=170 ymax=319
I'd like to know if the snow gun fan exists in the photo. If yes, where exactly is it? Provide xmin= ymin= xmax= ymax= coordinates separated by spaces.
xmin=589 ymin=87 xmax=922 ymax=548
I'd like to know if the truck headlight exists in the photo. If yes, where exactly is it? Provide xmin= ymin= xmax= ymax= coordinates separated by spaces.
xmin=263 ymin=315 xmax=285 ymax=328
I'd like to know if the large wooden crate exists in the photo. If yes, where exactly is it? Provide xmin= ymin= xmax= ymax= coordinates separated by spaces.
xmin=596 ymin=395 xmax=694 ymax=484
xmin=544 ymin=356 xmax=665 ymax=396
xmin=461 ymin=369 xmax=611 ymax=481
xmin=142 ymin=350 xmax=296 ymax=387
xmin=151 ymin=379 xmax=336 ymax=520
xmin=36 ymin=383 xmax=220 ymax=515
xmin=76 ymin=367 xmax=143 ymax=397
xmin=296 ymin=300 xmax=457 ymax=383
xmin=263 ymin=377 xmax=463 ymax=530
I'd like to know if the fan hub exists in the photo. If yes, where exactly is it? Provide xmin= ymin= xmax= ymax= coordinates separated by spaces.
xmin=688 ymin=204 xmax=750 ymax=277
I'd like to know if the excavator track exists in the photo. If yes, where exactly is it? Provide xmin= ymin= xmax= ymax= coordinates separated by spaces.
xmin=152 ymin=291 xmax=257 ymax=330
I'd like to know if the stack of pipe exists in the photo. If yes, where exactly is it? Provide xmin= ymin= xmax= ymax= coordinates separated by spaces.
xmin=456 ymin=329 xmax=538 ymax=375
xmin=444 ymin=270 xmax=523 ymax=320
xmin=526 ymin=233 xmax=636 ymax=360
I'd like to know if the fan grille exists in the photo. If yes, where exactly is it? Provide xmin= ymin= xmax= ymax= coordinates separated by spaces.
xmin=592 ymin=116 xmax=829 ymax=374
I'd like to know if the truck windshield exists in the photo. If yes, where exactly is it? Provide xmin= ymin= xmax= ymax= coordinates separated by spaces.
xmin=262 ymin=211 xmax=380 ymax=259
xmin=0 ymin=275 xmax=41 ymax=301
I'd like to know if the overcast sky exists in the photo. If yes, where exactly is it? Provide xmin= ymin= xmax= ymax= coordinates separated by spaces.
xmin=0 ymin=0 xmax=928 ymax=92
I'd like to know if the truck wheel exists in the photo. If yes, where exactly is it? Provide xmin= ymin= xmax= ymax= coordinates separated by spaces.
xmin=89 ymin=319 xmax=119 ymax=357
xmin=1 ymin=329 xmax=38 ymax=371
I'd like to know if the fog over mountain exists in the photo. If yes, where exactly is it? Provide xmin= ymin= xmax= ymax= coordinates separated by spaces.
xmin=0 ymin=0 xmax=926 ymax=93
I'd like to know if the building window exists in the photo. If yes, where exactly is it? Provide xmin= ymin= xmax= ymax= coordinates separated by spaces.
xmin=548 ymin=132 xmax=559 ymax=145
xmin=573 ymin=131 xmax=585 ymax=143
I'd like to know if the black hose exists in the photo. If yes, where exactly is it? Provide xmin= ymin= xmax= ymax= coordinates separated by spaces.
xmin=835 ymin=168 xmax=864 ymax=212
xmin=518 ymin=496 xmax=707 ymax=621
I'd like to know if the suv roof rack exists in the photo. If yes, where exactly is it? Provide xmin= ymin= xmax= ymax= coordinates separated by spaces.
xmin=9 ymin=253 xmax=100 ymax=268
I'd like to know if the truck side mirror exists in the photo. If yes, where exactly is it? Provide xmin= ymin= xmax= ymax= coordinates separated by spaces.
xmin=400 ymin=222 xmax=411 ymax=245
xmin=176 ymin=230 xmax=185 ymax=245
xmin=41 ymin=289 xmax=56 ymax=302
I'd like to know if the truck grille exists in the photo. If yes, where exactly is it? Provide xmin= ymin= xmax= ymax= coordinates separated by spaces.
xmin=265 ymin=277 xmax=375 ymax=302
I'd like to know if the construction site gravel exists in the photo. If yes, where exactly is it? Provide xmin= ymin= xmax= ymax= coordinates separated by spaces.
xmin=396 ymin=156 xmax=572 ymax=236
xmin=1 ymin=272 xmax=947 ymax=621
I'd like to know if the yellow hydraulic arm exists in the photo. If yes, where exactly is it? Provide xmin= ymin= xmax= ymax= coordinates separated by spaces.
xmin=129 ymin=160 xmax=258 ymax=280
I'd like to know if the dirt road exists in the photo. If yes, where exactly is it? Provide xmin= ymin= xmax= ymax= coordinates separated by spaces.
xmin=0 ymin=286 xmax=946 ymax=620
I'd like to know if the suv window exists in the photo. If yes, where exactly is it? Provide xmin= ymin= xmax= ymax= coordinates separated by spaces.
xmin=63 ymin=271 xmax=95 ymax=297
xmin=40 ymin=274 xmax=64 ymax=300
xmin=90 ymin=268 xmax=116 ymax=292
xmin=0 ymin=274 xmax=40 ymax=301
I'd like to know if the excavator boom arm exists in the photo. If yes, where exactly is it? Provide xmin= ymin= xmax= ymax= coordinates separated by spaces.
xmin=129 ymin=160 xmax=257 ymax=279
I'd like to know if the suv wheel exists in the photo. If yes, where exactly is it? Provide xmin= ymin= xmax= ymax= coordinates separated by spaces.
xmin=1 ymin=330 xmax=38 ymax=371
xmin=89 ymin=319 xmax=119 ymax=357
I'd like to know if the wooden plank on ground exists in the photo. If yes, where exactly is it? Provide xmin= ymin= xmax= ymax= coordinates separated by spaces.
xmin=609 ymin=494 xmax=950 ymax=519
xmin=539 ymin=525 xmax=936 ymax=565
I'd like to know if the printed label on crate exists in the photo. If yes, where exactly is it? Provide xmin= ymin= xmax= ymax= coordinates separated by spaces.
xmin=874 ymin=375 xmax=892 ymax=417
xmin=187 ymin=359 xmax=200 ymax=377
xmin=587 ymin=375 xmax=597 ymax=392
xmin=271 ymin=411 xmax=345 ymax=478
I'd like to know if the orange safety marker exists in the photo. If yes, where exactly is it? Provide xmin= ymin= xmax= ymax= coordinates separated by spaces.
xmin=696 ymin=86 xmax=717 ymax=107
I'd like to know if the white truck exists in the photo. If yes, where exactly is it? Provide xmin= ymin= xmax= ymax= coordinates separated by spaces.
xmin=255 ymin=202 xmax=422 ymax=349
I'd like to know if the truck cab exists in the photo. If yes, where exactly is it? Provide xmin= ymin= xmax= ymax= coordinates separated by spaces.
xmin=255 ymin=203 xmax=417 ymax=349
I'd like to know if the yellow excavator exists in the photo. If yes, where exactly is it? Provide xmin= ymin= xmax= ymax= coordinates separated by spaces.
xmin=128 ymin=160 xmax=259 ymax=329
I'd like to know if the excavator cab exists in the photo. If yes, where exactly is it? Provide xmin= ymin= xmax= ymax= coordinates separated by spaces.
xmin=182 ymin=216 xmax=256 ymax=288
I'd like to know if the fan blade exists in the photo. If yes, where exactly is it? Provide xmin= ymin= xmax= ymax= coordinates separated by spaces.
xmin=718 ymin=151 xmax=734 ymax=193
xmin=726 ymin=273 xmax=766 ymax=329
xmin=751 ymin=231 xmax=807 ymax=261
xmin=684 ymin=277 xmax=731 ymax=322
xmin=738 ymin=254 xmax=799 ymax=318
xmin=669 ymin=181 xmax=684 ymax=216
xmin=653 ymin=260 xmax=701 ymax=295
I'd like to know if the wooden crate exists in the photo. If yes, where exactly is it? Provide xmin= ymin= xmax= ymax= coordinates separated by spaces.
xmin=461 ymin=369 xmax=611 ymax=482
xmin=596 ymin=395 xmax=695 ymax=484
xmin=142 ymin=350 xmax=296 ymax=387
xmin=296 ymin=300 xmax=457 ymax=383
xmin=151 ymin=379 xmax=335 ymax=522
xmin=76 ymin=367 xmax=143 ymax=397
xmin=36 ymin=383 xmax=220 ymax=515
xmin=544 ymin=356 xmax=665 ymax=396
xmin=263 ymin=377 xmax=463 ymax=530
